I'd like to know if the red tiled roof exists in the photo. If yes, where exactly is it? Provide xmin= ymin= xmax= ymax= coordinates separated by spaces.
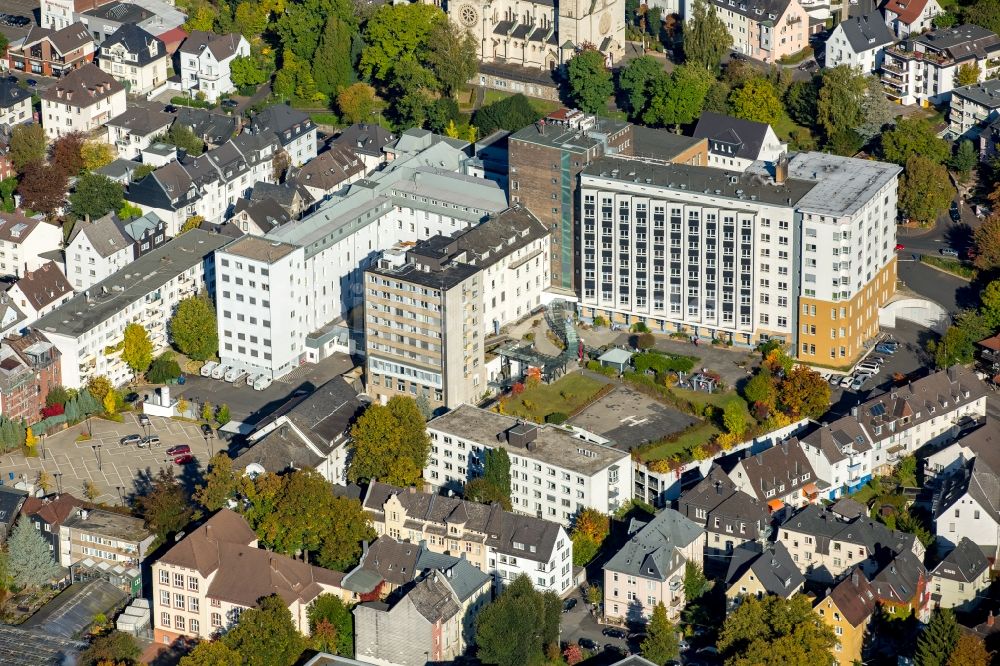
xmin=978 ymin=334 xmax=1000 ymax=351
xmin=883 ymin=0 xmax=930 ymax=25
xmin=21 ymin=493 xmax=89 ymax=527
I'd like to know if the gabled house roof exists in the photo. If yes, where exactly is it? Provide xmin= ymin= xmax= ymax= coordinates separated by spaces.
xmin=781 ymin=504 xmax=918 ymax=560
xmin=706 ymin=0 xmax=793 ymax=22
xmin=837 ymin=13 xmax=895 ymax=52
xmin=100 ymin=24 xmax=165 ymax=67
xmin=0 ymin=212 xmax=48 ymax=245
xmin=289 ymin=144 xmax=364 ymax=194
xmin=233 ymin=198 xmax=290 ymax=233
xmin=935 ymin=457 xmax=1000 ymax=529
xmin=40 ymin=63 xmax=123 ymax=110
xmin=331 ymin=123 xmax=396 ymax=158
xmin=67 ymin=213 xmax=131 ymax=258
xmin=679 ymin=465 xmax=769 ymax=539
xmin=178 ymin=30 xmax=244 ymax=61
xmin=725 ymin=542 xmax=804 ymax=597
xmin=21 ymin=493 xmax=89 ymax=528
xmin=0 ymin=80 xmax=31 ymax=110
xmin=882 ymin=0 xmax=932 ymax=24
xmin=107 ymin=105 xmax=172 ymax=136
xmin=693 ymin=111 xmax=773 ymax=162
xmin=932 ymin=537 xmax=989 ymax=583
xmin=870 ymin=549 xmax=926 ymax=607
xmin=174 ymin=107 xmax=239 ymax=145
xmin=10 ymin=262 xmax=72 ymax=312
xmin=21 ymin=22 xmax=93 ymax=57
xmin=0 ymin=486 xmax=28 ymax=529
xmin=604 ymin=509 xmax=704 ymax=580
xmin=730 ymin=440 xmax=816 ymax=503
xmin=250 ymin=105 xmax=315 ymax=149
xmin=819 ymin=567 xmax=878 ymax=627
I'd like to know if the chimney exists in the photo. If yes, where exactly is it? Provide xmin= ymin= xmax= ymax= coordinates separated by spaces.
xmin=987 ymin=611 xmax=995 ymax=627
xmin=774 ymin=154 xmax=788 ymax=185
xmin=408 ymin=486 xmax=416 ymax=494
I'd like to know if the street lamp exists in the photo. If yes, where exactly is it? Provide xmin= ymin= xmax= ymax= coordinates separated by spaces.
xmin=54 ymin=473 xmax=62 ymax=495
xmin=92 ymin=444 xmax=102 ymax=471
xmin=116 ymin=486 xmax=124 ymax=507
xmin=40 ymin=433 xmax=46 ymax=461
xmin=203 ymin=429 xmax=212 ymax=458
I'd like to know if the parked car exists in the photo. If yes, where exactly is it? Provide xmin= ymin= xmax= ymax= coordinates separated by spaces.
xmin=221 ymin=98 xmax=239 ymax=109
xmin=940 ymin=247 xmax=960 ymax=257
xmin=678 ymin=639 xmax=691 ymax=652
xmin=200 ymin=424 xmax=213 ymax=438
xmin=124 ymin=392 xmax=140 ymax=403
xmin=211 ymin=364 xmax=228 ymax=379
xmin=140 ymin=434 xmax=160 ymax=447
xmin=950 ymin=202 xmax=961 ymax=222
xmin=895 ymin=243 xmax=905 ymax=251
xmin=119 ymin=434 xmax=141 ymax=446
xmin=829 ymin=374 xmax=842 ymax=385
xmin=602 ymin=628 xmax=626 ymax=639
xmin=246 ymin=373 xmax=258 ymax=386
xmin=839 ymin=375 xmax=855 ymax=388
xmin=562 ymin=598 xmax=577 ymax=613
xmin=201 ymin=361 xmax=218 ymax=377
xmin=856 ymin=362 xmax=881 ymax=375
xmin=166 ymin=445 xmax=191 ymax=457
xmin=849 ymin=374 xmax=871 ymax=391
xmin=875 ymin=343 xmax=898 ymax=355
xmin=26 ymin=79 xmax=37 ymax=87
xmin=604 ymin=644 xmax=627 ymax=656
xmin=578 ymin=638 xmax=599 ymax=651
xmin=173 ymin=454 xmax=195 ymax=465
xmin=138 ymin=413 xmax=150 ymax=426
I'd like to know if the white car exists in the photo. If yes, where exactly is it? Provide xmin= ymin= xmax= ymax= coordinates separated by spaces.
xmin=211 ymin=364 xmax=228 ymax=380
xmin=849 ymin=374 xmax=872 ymax=391
xmin=200 ymin=361 xmax=218 ymax=377
xmin=839 ymin=375 xmax=854 ymax=388
xmin=856 ymin=362 xmax=881 ymax=375
xmin=253 ymin=375 xmax=272 ymax=391
xmin=224 ymin=367 xmax=243 ymax=383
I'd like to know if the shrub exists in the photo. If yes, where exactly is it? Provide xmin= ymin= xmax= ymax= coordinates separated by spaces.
xmin=546 ymin=412 xmax=569 ymax=424
xmin=41 ymin=403 xmax=64 ymax=418
xmin=631 ymin=321 xmax=651 ymax=333
xmin=593 ymin=315 xmax=607 ymax=327
xmin=637 ymin=332 xmax=655 ymax=349
xmin=170 ymin=95 xmax=215 ymax=109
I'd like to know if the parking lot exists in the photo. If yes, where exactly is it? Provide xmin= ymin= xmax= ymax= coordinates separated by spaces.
xmin=0 ymin=412 xmax=215 ymax=505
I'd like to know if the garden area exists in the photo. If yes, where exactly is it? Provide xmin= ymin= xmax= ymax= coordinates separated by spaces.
xmin=496 ymin=372 xmax=610 ymax=423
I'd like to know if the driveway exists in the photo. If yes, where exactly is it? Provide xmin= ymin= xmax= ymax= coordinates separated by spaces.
xmin=0 ymin=412 xmax=214 ymax=505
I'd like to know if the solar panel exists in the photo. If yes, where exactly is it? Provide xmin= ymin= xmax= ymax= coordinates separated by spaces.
xmin=869 ymin=403 xmax=886 ymax=417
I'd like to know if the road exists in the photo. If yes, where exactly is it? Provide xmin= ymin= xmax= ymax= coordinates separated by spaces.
xmin=896 ymin=259 xmax=972 ymax=314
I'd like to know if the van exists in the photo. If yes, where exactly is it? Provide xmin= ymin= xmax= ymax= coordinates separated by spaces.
xmin=201 ymin=361 xmax=218 ymax=377
xmin=246 ymin=373 xmax=259 ymax=387
xmin=211 ymin=364 xmax=228 ymax=380
xmin=224 ymin=367 xmax=242 ymax=383
xmin=253 ymin=375 xmax=272 ymax=391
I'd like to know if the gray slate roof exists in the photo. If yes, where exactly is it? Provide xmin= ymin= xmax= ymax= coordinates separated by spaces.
xmin=781 ymin=504 xmax=917 ymax=559
xmin=838 ymin=13 xmax=894 ymax=52
xmin=107 ymin=104 xmax=172 ymax=136
xmin=100 ymin=23 xmax=164 ymax=67
xmin=67 ymin=213 xmax=131 ymax=258
xmin=0 ymin=80 xmax=30 ymax=110
xmin=932 ymin=537 xmax=989 ymax=583
xmin=725 ymin=542 xmax=804 ymax=597
xmin=952 ymin=79 xmax=1000 ymax=109
xmin=604 ymin=509 xmax=704 ymax=580
xmin=331 ymin=123 xmax=396 ymax=157
xmin=935 ymin=457 xmax=1000 ymax=531
xmin=693 ymin=111 xmax=772 ymax=161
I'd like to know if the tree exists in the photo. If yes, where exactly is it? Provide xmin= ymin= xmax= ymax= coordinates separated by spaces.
xmin=82 ymin=141 xmax=116 ymax=171
xmin=51 ymin=132 xmax=86 ymax=178
xmin=222 ymin=595 xmax=306 ymax=666
xmin=337 ymin=83 xmax=380 ymax=124
xmin=184 ymin=4 xmax=216 ymax=31
xmin=949 ymin=140 xmax=978 ymax=180
xmin=202 ymin=401 xmax=214 ymax=422
xmin=641 ymin=602 xmax=680 ymax=665
xmin=180 ymin=215 xmax=205 ymax=234
xmin=163 ymin=123 xmax=206 ymax=156
xmin=147 ymin=351 xmax=182 ymax=384
xmin=566 ymin=49 xmax=613 ymax=114
xmin=644 ymin=64 xmax=713 ymax=129
xmin=718 ymin=594 xmax=836 ymax=666
xmin=36 ymin=470 xmax=53 ymax=494
xmin=233 ymin=1 xmax=269 ymax=39
xmin=87 ymin=375 xmax=113 ymax=403
xmin=722 ymin=400 xmax=746 ymax=436
xmin=974 ymin=214 xmax=1000 ymax=270
xmin=231 ymin=55 xmax=269 ymax=89
xmin=684 ymin=0 xmax=731 ymax=72
xmin=122 ymin=323 xmax=153 ymax=378
xmin=79 ymin=631 xmax=142 ymax=666
xmin=195 ymin=453 xmax=239 ymax=512
xmin=966 ymin=0 xmax=1000 ymax=34
xmin=9 ymin=124 xmax=46 ymax=172
xmin=743 ymin=368 xmax=777 ymax=409
xmin=313 ymin=16 xmax=354 ymax=96
xmin=17 ymin=161 xmax=68 ymax=214
xmin=855 ymin=75 xmax=893 ymax=143
xmin=881 ymin=118 xmax=950 ymax=166
xmin=426 ymin=20 xmax=478 ymax=96
xmin=216 ymin=404 xmax=231 ymax=425
xmin=348 ymin=397 xmax=430 ymax=484
xmin=778 ymin=366 xmax=830 ymax=419
xmin=899 ymin=155 xmax=952 ymax=226
xmin=818 ymin=66 xmax=886 ymax=142
xmin=308 ymin=593 xmax=354 ymax=656
xmin=946 ymin=634 xmax=989 ymax=666
xmin=980 ymin=280 xmax=1000 ymax=329
xmin=467 ymin=447 xmax=513 ymax=509
xmin=728 ymin=77 xmax=783 ymax=126
xmin=476 ymin=575 xmax=560 ymax=666
xmin=360 ymin=3 xmax=444 ymax=85
xmin=472 ymin=93 xmax=543 ymax=135
xmin=914 ymin=608 xmax=960 ymax=666
xmin=136 ymin=468 xmax=193 ymax=546
xmin=784 ymin=77 xmax=819 ymax=126
xmin=574 ymin=507 xmax=610 ymax=542
xmin=179 ymin=641 xmax=242 ymax=666
xmin=83 ymin=479 xmax=100 ymax=501
xmin=45 ymin=385 xmax=71 ymax=407
xmin=170 ymin=293 xmax=219 ymax=360
xmin=619 ymin=56 xmax=662 ymax=119
xmin=955 ymin=62 xmax=981 ymax=87
xmin=69 ymin=172 xmax=125 ymax=219
xmin=683 ymin=561 xmax=709 ymax=601
xmin=6 ymin=518 xmax=60 ymax=589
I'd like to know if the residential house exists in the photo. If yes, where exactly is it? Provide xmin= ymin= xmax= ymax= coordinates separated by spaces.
xmin=930 ymin=537 xmax=990 ymax=611
xmin=0 ymin=80 xmax=33 ymax=127
xmin=692 ymin=112 xmax=786 ymax=171
xmin=6 ymin=23 xmax=95 ymax=77
xmin=229 ymin=198 xmax=291 ymax=236
xmin=424 ymin=405 xmax=631 ymax=527
xmin=20 ymin=493 xmax=89 ymax=557
xmin=7 ymin=262 xmax=74 ymax=325
xmin=979 ymin=116 xmax=1000 ymax=163
xmin=726 ymin=440 xmax=819 ymax=515
xmin=76 ymin=1 xmax=169 ymax=44
xmin=948 ymin=80 xmax=1000 ymax=139
xmin=174 ymin=107 xmax=239 ymax=149
xmin=330 ymin=123 xmax=395 ymax=171
xmin=106 ymin=105 xmax=172 ymax=160
xmin=40 ymin=62 xmax=126 ymax=140
xmin=813 ymin=568 xmax=878 ymax=666
xmin=777 ymin=504 xmax=925 ymax=584
xmin=724 ymin=542 xmax=804 ymax=611
xmin=288 ymin=144 xmax=365 ymax=202
xmin=691 ymin=0 xmax=809 ymax=64
xmin=677 ymin=465 xmax=771 ymax=559
xmin=354 ymin=566 xmax=491 ymax=666
xmin=933 ymin=456 xmax=1000 ymax=551
xmin=0 ymin=212 xmax=63 ymax=279
xmin=96 ymin=23 xmax=166 ymax=94
xmin=0 ymin=294 xmax=26 ymax=338
xmin=797 ymin=419 xmax=874 ymax=500
xmin=249 ymin=105 xmax=317 ymax=167
xmin=0 ymin=331 xmax=61 ymax=423
xmin=247 ymin=181 xmax=313 ymax=219
xmin=925 ymin=421 xmax=999 ymax=480
xmin=59 ymin=506 xmax=152 ymax=595
xmin=363 ymin=482 xmax=574 ymax=595
xmin=151 ymin=509 xmax=352 ymax=645
xmin=870 ymin=549 xmax=931 ymax=622
xmin=883 ymin=0 xmax=942 ymax=39
xmin=233 ymin=377 xmax=365 ymax=485
xmin=177 ymin=31 xmax=249 ymax=102
xmin=0 ymin=487 xmax=28 ymax=545
xmin=41 ymin=0 xmax=114 ymax=30
xmin=824 ymin=13 xmax=895 ymax=72
xmin=882 ymin=24 xmax=1000 ymax=106
xmin=65 ymin=212 xmax=144 ymax=290
xmin=34 ymin=229 xmax=229 ymax=388
xmin=603 ymin=509 xmax=705 ymax=623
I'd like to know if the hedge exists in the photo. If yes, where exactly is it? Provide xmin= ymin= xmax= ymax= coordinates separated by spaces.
xmin=170 ymin=96 xmax=216 ymax=109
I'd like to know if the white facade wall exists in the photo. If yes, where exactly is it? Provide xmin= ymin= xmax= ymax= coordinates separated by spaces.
xmin=885 ymin=0 xmax=941 ymax=39
xmin=481 ymin=233 xmax=550 ymax=335
xmin=936 ymin=495 xmax=1000 ymax=549
xmin=932 ymin=568 xmax=991 ymax=610
xmin=0 ymin=97 xmax=33 ymax=127
xmin=0 ymin=222 xmax=62 ymax=278
xmin=824 ymin=29 xmax=884 ymax=72
xmin=65 ymin=231 xmax=132 ymax=290
xmin=178 ymin=38 xmax=249 ymax=102
xmin=98 ymin=48 xmax=168 ymax=96
xmin=107 ymin=121 xmax=171 ymax=160
xmin=707 ymin=126 xmax=785 ymax=171
xmin=491 ymin=527 xmax=574 ymax=595
xmin=40 ymin=0 xmax=74 ymax=29
xmin=41 ymin=88 xmax=127 ymax=140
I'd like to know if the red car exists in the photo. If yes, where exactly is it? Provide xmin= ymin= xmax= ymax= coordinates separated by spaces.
xmin=172 ymin=454 xmax=195 ymax=465
xmin=166 ymin=445 xmax=191 ymax=457
xmin=894 ymin=243 xmax=905 ymax=251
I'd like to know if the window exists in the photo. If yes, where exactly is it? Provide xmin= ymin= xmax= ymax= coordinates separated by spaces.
xmin=211 ymin=612 xmax=222 ymax=628
xmin=189 ymin=597 xmax=199 ymax=613
xmin=190 ymin=619 xmax=200 ymax=635
xmin=188 ymin=576 xmax=198 ymax=591
xmin=159 ymin=570 xmax=169 ymax=584
xmin=160 ymin=590 xmax=170 ymax=606
xmin=161 ymin=612 xmax=171 ymax=628
xmin=173 ymin=573 xmax=184 ymax=587
xmin=174 ymin=593 xmax=185 ymax=610
xmin=175 ymin=615 xmax=185 ymax=631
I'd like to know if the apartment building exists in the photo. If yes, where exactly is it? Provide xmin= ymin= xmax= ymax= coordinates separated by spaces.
xmin=363 ymin=482 xmax=574 ymax=595
xmin=330 ymin=123 xmax=396 ymax=172
xmin=694 ymin=0 xmax=809 ymax=64
xmin=0 ymin=331 xmax=61 ymax=424
xmin=509 ymin=110 xmax=634 ymax=292
xmin=41 ymin=0 xmax=112 ymax=30
xmin=288 ymin=144 xmax=366 ymax=203
xmin=693 ymin=112 xmax=786 ymax=171
xmin=933 ymin=456 xmax=999 ymax=551
xmin=728 ymin=440 xmax=819 ymax=514
xmin=925 ymin=420 xmax=997 ymax=480
xmin=425 ymin=405 xmax=632 ymax=526
xmin=797 ymin=420 xmax=874 ymax=500
xmin=34 ymin=229 xmax=229 ymax=388
xmin=930 ymin=537 xmax=990 ymax=610
xmin=724 ymin=542 xmax=804 ymax=611
xmin=777 ymin=504 xmax=924 ymax=584
xmin=677 ymin=465 xmax=770 ymax=558
xmin=7 ymin=23 xmax=95 ymax=77
xmin=65 ymin=212 xmax=167 ymax=290
xmin=883 ymin=0 xmax=942 ymax=39
xmin=603 ymin=509 xmax=705 ymax=622
xmin=814 ymin=569 xmax=878 ymax=666
xmin=0 ymin=81 xmax=33 ymax=128
xmin=59 ymin=507 xmax=153 ymax=571
xmin=0 ymin=212 xmax=62 ymax=279
xmin=8 ymin=262 xmax=74 ymax=325
xmin=948 ymin=80 xmax=1000 ymax=139
xmin=824 ymin=13 xmax=895 ymax=73
xmin=250 ymin=105 xmax=318 ymax=168
xmin=40 ymin=63 xmax=126 ymax=140
xmin=20 ymin=493 xmax=88 ymax=557
xmin=177 ymin=30 xmax=249 ymax=102
xmin=152 ymin=509 xmax=350 ymax=645
xmin=882 ymin=24 xmax=1000 ymax=106
xmin=96 ymin=24 xmax=167 ymax=95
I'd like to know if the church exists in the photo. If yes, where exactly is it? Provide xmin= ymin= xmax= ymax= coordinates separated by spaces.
xmin=446 ymin=0 xmax=626 ymax=71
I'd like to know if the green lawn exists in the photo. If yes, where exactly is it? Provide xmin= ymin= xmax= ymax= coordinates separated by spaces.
xmin=640 ymin=422 xmax=720 ymax=462
xmin=502 ymin=373 xmax=608 ymax=422
xmin=670 ymin=386 xmax=751 ymax=416
xmin=481 ymin=89 xmax=563 ymax=115
xmin=772 ymin=112 xmax=813 ymax=145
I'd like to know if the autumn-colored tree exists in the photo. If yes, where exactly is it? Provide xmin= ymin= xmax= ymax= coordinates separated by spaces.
xmin=180 ymin=215 xmax=205 ymax=234
xmin=946 ymin=634 xmax=989 ymax=666
xmin=17 ymin=161 xmax=68 ymax=214
xmin=974 ymin=213 xmax=1000 ymax=270
xmin=563 ymin=644 xmax=584 ymax=665
xmin=51 ymin=132 xmax=86 ymax=178
xmin=778 ymin=366 xmax=830 ymax=419
xmin=9 ymin=124 xmax=46 ymax=172
xmin=573 ymin=507 xmax=610 ymax=542
xmin=82 ymin=141 xmax=117 ymax=171
xmin=36 ymin=470 xmax=53 ymax=494
xmin=337 ymin=83 xmax=380 ymax=125
xmin=83 ymin=479 xmax=100 ymax=501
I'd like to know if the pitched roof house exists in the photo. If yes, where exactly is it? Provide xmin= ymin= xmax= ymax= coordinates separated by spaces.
xmin=825 ymin=13 xmax=895 ymax=72
xmin=7 ymin=262 xmax=73 ymax=325
xmin=693 ymin=111 xmax=787 ymax=171
xmin=6 ymin=22 xmax=95 ymax=77
xmin=678 ymin=465 xmax=770 ymax=558
xmin=288 ymin=144 xmax=365 ymax=202
xmin=814 ymin=568 xmax=878 ymax=666
xmin=869 ymin=549 xmax=931 ymax=622
xmin=883 ymin=0 xmax=942 ymax=38
xmin=39 ymin=62 xmax=126 ymax=139
xmin=727 ymin=440 xmax=819 ymax=514
xmin=724 ymin=542 xmax=804 ymax=610
xmin=97 ymin=23 xmax=167 ymax=95
xmin=934 ymin=456 xmax=1000 ymax=551
xmin=20 ymin=493 xmax=89 ymax=556
xmin=177 ymin=30 xmax=249 ymax=101
xmin=931 ymin=536 xmax=990 ymax=611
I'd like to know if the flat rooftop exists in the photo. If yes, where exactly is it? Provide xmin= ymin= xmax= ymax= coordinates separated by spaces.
xmin=221 ymin=235 xmax=299 ymax=263
xmin=631 ymin=125 xmax=706 ymax=162
xmin=368 ymin=258 xmax=479 ymax=291
xmin=62 ymin=508 xmax=152 ymax=542
xmin=780 ymin=152 xmax=901 ymax=218
xmin=35 ymin=229 xmax=230 ymax=339
xmin=510 ymin=117 xmax=630 ymax=152
xmin=583 ymin=157 xmax=815 ymax=207
xmin=567 ymin=384 xmax=699 ymax=451
xmin=428 ymin=404 xmax=629 ymax=475
xmin=953 ymin=79 xmax=1000 ymax=108
xmin=0 ymin=625 xmax=85 ymax=666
